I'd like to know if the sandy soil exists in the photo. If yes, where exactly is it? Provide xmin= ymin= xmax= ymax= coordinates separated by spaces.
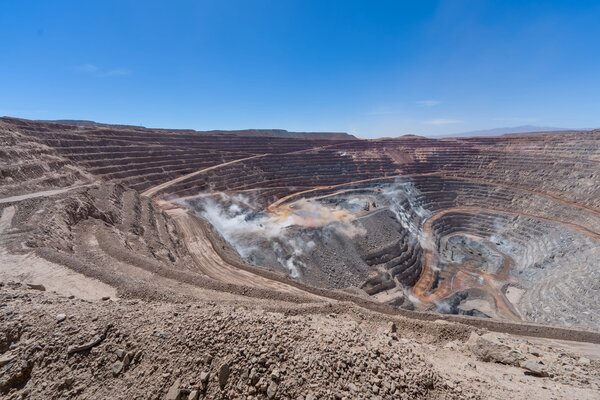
xmin=2 ymin=283 xmax=600 ymax=399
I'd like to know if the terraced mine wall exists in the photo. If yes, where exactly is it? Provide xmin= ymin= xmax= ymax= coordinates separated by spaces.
xmin=1 ymin=116 xmax=599 ymax=333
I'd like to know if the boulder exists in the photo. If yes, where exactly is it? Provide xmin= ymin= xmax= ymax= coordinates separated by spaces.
xmin=387 ymin=321 xmax=397 ymax=333
xmin=0 ymin=353 xmax=15 ymax=367
xmin=165 ymin=378 xmax=181 ymax=400
xmin=218 ymin=362 xmax=230 ymax=389
xmin=267 ymin=381 xmax=278 ymax=399
xmin=577 ymin=357 xmax=591 ymax=366
xmin=111 ymin=361 xmax=123 ymax=376
xmin=466 ymin=332 xmax=524 ymax=366
xmin=522 ymin=360 xmax=550 ymax=377
xmin=26 ymin=283 xmax=45 ymax=291
xmin=199 ymin=371 xmax=210 ymax=385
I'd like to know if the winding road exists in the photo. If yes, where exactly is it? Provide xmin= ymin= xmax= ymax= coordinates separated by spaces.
xmin=0 ymin=185 xmax=90 ymax=204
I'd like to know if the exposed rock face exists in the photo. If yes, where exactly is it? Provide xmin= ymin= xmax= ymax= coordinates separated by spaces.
xmin=2 ymin=117 xmax=600 ymax=330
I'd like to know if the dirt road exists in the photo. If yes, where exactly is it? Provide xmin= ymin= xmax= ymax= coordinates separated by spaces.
xmin=141 ymin=154 xmax=267 ymax=198
xmin=0 ymin=185 xmax=90 ymax=204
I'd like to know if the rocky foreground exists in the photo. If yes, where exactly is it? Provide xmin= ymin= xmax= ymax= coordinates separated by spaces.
xmin=1 ymin=282 xmax=599 ymax=400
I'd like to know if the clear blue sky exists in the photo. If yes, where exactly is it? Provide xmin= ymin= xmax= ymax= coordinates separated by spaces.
xmin=1 ymin=1 xmax=599 ymax=137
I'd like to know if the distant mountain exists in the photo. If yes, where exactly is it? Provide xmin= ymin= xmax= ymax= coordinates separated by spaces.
xmin=43 ymin=119 xmax=107 ymax=126
xmin=202 ymin=129 xmax=357 ymax=140
xmin=36 ymin=119 xmax=145 ymax=129
xmin=35 ymin=119 xmax=357 ymax=140
xmin=445 ymin=125 xmax=570 ymax=137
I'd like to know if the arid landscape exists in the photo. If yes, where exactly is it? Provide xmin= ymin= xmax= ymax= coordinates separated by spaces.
xmin=1 ymin=117 xmax=600 ymax=399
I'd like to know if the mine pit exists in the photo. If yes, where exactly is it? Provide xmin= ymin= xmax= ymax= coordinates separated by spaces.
xmin=2 ymin=117 xmax=600 ymax=399
xmin=164 ymin=171 xmax=600 ymax=328
xmin=1 ymin=117 xmax=599 ymax=331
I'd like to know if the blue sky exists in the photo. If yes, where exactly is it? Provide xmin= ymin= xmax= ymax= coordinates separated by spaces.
xmin=1 ymin=0 xmax=599 ymax=137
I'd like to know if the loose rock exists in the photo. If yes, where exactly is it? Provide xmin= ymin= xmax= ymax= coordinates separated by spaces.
xmin=522 ymin=360 xmax=550 ymax=377
xmin=218 ymin=362 xmax=230 ymax=389
xmin=165 ymin=378 xmax=182 ymax=400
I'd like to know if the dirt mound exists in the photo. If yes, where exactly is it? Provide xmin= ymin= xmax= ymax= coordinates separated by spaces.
xmin=0 ymin=283 xmax=460 ymax=400
xmin=4 ymin=283 xmax=600 ymax=399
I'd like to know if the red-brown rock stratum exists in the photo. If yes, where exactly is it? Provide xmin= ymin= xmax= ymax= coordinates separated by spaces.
xmin=1 ymin=116 xmax=599 ymax=399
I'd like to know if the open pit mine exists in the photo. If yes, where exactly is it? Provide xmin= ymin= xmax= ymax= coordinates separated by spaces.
xmin=1 ymin=116 xmax=600 ymax=399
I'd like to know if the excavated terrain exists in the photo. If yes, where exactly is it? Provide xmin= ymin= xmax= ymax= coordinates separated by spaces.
xmin=1 ymin=116 xmax=600 ymax=399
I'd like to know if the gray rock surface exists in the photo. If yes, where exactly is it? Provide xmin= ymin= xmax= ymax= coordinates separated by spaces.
xmin=466 ymin=332 xmax=524 ymax=366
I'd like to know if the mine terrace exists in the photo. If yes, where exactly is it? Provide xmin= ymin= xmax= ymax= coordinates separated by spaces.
xmin=2 ymin=117 xmax=599 ymax=332
xmin=2 ymin=117 xmax=600 ymax=399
